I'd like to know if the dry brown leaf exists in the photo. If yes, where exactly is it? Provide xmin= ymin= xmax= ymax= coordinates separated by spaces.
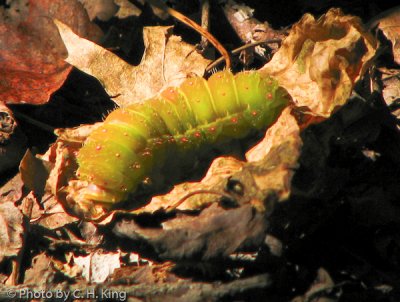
xmin=110 ymin=262 xmax=179 ymax=284
xmin=19 ymin=191 xmax=77 ymax=230
xmin=369 ymin=6 xmax=400 ymax=65
xmin=24 ymin=253 xmax=58 ymax=286
xmin=0 ymin=173 xmax=24 ymax=203
xmin=19 ymin=191 xmax=42 ymax=219
xmin=19 ymin=139 xmax=81 ymax=226
xmin=33 ymin=136 xmax=81 ymax=197
xmin=54 ymin=123 xmax=103 ymax=143
xmin=38 ymin=125 xmax=103 ymax=204
xmin=382 ymin=72 xmax=400 ymax=105
xmin=260 ymin=8 xmax=377 ymax=117
xmin=78 ymin=221 xmax=103 ymax=245
xmin=244 ymin=110 xmax=301 ymax=202
xmin=74 ymin=250 xmax=121 ymax=283
xmin=55 ymin=22 xmax=211 ymax=107
xmin=0 ymin=201 xmax=24 ymax=263
xmin=382 ymin=72 xmax=400 ymax=125
xmin=0 ymin=0 xmax=102 ymax=105
xmin=38 ymin=135 xmax=98 ymax=219
xmin=222 ymin=0 xmax=286 ymax=63
xmin=24 ymin=252 xmax=82 ymax=285
xmin=54 ymin=252 xmax=83 ymax=279
xmin=246 ymin=107 xmax=300 ymax=162
xmin=19 ymin=147 xmax=79 ymax=228
xmin=19 ymin=149 xmax=49 ymax=198
xmin=114 ymin=0 xmax=169 ymax=20
xmin=133 ymin=157 xmax=245 ymax=214
xmin=44 ymin=141 xmax=80 ymax=196
xmin=114 ymin=203 xmax=269 ymax=260
xmin=114 ymin=0 xmax=143 ymax=18
xmin=32 ymin=195 xmax=79 ymax=229
xmin=292 ymin=268 xmax=337 ymax=302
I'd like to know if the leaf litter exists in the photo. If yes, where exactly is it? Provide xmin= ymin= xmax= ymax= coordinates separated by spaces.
xmin=55 ymin=21 xmax=211 ymax=108
xmin=0 ymin=0 xmax=101 ymax=105
xmin=0 ymin=2 xmax=399 ymax=301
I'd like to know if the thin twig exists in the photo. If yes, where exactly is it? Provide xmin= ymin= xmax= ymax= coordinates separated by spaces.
xmin=146 ymin=0 xmax=231 ymax=69
xmin=205 ymin=39 xmax=281 ymax=72
xmin=199 ymin=0 xmax=210 ymax=50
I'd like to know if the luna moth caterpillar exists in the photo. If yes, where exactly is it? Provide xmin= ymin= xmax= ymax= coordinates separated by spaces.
xmin=68 ymin=70 xmax=290 ymax=212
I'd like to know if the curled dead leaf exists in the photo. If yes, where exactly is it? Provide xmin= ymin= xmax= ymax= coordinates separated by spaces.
xmin=19 ymin=146 xmax=79 ymax=228
xmin=260 ymin=8 xmax=377 ymax=117
xmin=114 ymin=203 xmax=269 ymax=260
xmin=246 ymin=107 xmax=300 ymax=162
xmin=133 ymin=156 xmax=245 ymax=214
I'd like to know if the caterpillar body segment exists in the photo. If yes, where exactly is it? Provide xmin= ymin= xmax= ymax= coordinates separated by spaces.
xmin=69 ymin=70 xmax=291 ymax=211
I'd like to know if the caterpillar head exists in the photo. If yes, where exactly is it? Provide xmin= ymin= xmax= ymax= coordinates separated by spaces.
xmin=65 ymin=180 xmax=125 ymax=220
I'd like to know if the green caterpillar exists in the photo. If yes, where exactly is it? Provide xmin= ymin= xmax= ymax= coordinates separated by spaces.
xmin=68 ymin=70 xmax=290 ymax=212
